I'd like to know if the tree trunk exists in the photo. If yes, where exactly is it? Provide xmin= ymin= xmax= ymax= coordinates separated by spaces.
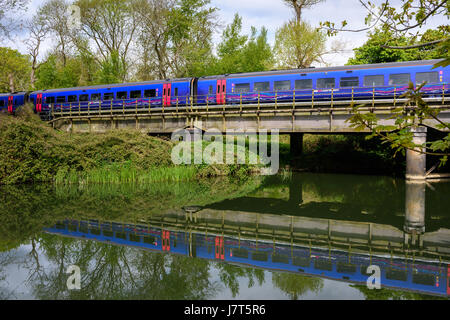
xmin=8 ymin=73 xmax=15 ymax=93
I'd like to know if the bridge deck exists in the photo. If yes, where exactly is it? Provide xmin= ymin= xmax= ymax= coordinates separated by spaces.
xmin=49 ymin=97 xmax=450 ymax=134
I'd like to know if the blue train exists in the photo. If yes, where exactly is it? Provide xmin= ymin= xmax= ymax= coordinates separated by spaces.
xmin=46 ymin=220 xmax=450 ymax=297
xmin=1 ymin=59 xmax=449 ymax=118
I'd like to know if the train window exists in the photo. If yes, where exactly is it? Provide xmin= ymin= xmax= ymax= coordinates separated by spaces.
xmin=272 ymin=254 xmax=289 ymax=264
xmin=144 ymin=89 xmax=157 ymax=98
xmin=79 ymin=94 xmax=89 ymax=102
xmin=386 ymin=268 xmax=407 ymax=281
xmin=130 ymin=90 xmax=141 ymax=99
xmin=91 ymin=93 xmax=101 ymax=101
xmin=143 ymin=236 xmax=156 ymax=244
xmin=174 ymin=88 xmax=178 ymax=97
xmin=317 ymin=78 xmax=336 ymax=89
xmin=364 ymin=75 xmax=384 ymax=87
xmin=0 ymin=100 xmax=4 ymax=107
xmin=252 ymin=252 xmax=268 ymax=261
xmin=117 ymin=91 xmax=127 ymax=99
xmin=104 ymin=93 xmax=114 ymax=101
xmin=255 ymin=82 xmax=270 ymax=92
xmin=46 ymin=96 xmax=56 ymax=104
xmin=116 ymin=232 xmax=127 ymax=240
xmin=56 ymin=96 xmax=66 ymax=103
xmin=232 ymin=248 xmax=248 ymax=259
xmin=129 ymin=234 xmax=141 ymax=243
xmin=412 ymin=272 xmax=435 ymax=286
xmin=90 ymin=228 xmax=101 ymax=236
xmin=314 ymin=259 xmax=333 ymax=271
xmin=340 ymin=77 xmax=359 ymax=88
xmin=79 ymin=224 xmax=89 ymax=234
xmin=293 ymin=257 xmax=310 ymax=267
xmin=235 ymin=83 xmax=251 ymax=93
xmin=274 ymin=80 xmax=291 ymax=91
xmin=389 ymin=73 xmax=411 ymax=85
xmin=103 ymin=230 xmax=113 ymax=237
xmin=295 ymin=79 xmax=313 ymax=90
xmin=208 ymin=85 xmax=213 ymax=95
xmin=337 ymin=263 xmax=356 ymax=274
xmin=68 ymin=95 xmax=77 ymax=103
xmin=416 ymin=72 xmax=439 ymax=84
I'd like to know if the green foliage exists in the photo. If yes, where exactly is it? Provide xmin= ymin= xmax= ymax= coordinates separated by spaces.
xmin=95 ymin=50 xmax=127 ymax=85
xmin=0 ymin=47 xmax=31 ymax=92
xmin=348 ymin=28 xmax=449 ymax=65
xmin=210 ymin=14 xmax=274 ymax=75
xmin=0 ymin=105 xmax=262 ymax=185
xmin=347 ymin=84 xmax=450 ymax=166
xmin=274 ymin=20 xmax=327 ymax=69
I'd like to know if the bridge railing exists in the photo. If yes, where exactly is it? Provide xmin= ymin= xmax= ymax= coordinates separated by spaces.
xmin=46 ymin=82 xmax=450 ymax=119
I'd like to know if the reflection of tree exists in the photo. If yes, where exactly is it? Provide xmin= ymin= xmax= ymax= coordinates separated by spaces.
xmin=27 ymin=234 xmax=219 ymax=300
xmin=272 ymin=272 xmax=323 ymax=300
xmin=0 ymin=252 xmax=16 ymax=299
xmin=216 ymin=263 xmax=265 ymax=298
xmin=352 ymin=285 xmax=447 ymax=301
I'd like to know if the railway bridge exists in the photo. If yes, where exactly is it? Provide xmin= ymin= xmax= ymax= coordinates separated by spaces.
xmin=48 ymin=96 xmax=450 ymax=181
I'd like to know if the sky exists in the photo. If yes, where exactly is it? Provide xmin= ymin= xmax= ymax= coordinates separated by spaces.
xmin=3 ymin=0 xmax=449 ymax=67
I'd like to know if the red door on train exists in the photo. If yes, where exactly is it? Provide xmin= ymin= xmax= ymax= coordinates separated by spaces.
xmin=7 ymin=96 xmax=13 ymax=113
xmin=163 ymin=83 xmax=172 ymax=107
xmin=216 ymin=79 xmax=226 ymax=105
xmin=36 ymin=94 xmax=43 ymax=112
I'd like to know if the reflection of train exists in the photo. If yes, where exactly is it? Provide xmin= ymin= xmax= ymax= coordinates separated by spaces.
xmin=46 ymin=220 xmax=450 ymax=297
xmin=1 ymin=60 xmax=449 ymax=119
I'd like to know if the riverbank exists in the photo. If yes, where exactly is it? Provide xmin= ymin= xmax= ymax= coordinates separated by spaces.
xmin=0 ymin=105 xmax=257 ymax=185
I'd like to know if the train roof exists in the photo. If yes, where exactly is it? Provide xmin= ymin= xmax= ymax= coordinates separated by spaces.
xmin=29 ymin=59 xmax=445 ymax=94
xmin=31 ymin=77 xmax=193 ymax=95
xmin=199 ymin=59 xmax=445 ymax=80
xmin=0 ymin=92 xmax=27 ymax=97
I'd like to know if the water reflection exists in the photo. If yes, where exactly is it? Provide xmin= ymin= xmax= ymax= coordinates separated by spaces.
xmin=0 ymin=174 xmax=449 ymax=300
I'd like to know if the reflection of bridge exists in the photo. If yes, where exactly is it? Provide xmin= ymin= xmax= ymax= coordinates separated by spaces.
xmin=50 ymin=96 xmax=450 ymax=180
xmin=44 ymin=178 xmax=450 ymax=297
xmin=46 ymin=215 xmax=450 ymax=297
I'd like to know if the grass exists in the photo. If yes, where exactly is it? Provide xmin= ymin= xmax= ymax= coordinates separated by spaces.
xmin=0 ymin=105 xmax=259 ymax=185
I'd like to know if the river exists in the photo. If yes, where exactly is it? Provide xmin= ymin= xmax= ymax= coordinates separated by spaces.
xmin=0 ymin=173 xmax=449 ymax=300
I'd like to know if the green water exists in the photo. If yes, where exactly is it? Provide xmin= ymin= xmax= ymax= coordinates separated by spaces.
xmin=0 ymin=173 xmax=449 ymax=300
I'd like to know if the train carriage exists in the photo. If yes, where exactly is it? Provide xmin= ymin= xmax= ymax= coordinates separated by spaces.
xmin=0 ymin=92 xmax=27 ymax=114
xmin=30 ymin=78 xmax=193 ymax=118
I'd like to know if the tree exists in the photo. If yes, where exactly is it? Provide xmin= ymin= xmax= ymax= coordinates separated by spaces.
xmin=0 ymin=0 xmax=30 ymax=40
xmin=282 ymin=0 xmax=325 ymax=23
xmin=272 ymin=272 xmax=323 ymax=300
xmin=165 ymin=0 xmax=218 ymax=78
xmin=74 ymin=0 xmax=141 ymax=81
xmin=320 ymin=0 xmax=449 ymax=66
xmin=135 ymin=0 xmax=176 ymax=80
xmin=0 ymin=47 xmax=31 ymax=92
xmin=274 ymin=20 xmax=327 ymax=69
xmin=208 ymin=14 xmax=273 ymax=75
xmin=319 ymin=0 xmax=450 ymax=166
xmin=348 ymin=28 xmax=449 ymax=65
xmin=24 ymin=15 xmax=49 ymax=90
xmin=38 ymin=0 xmax=73 ymax=67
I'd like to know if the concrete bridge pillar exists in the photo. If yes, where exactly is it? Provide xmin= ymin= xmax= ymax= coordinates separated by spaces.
xmin=290 ymin=133 xmax=304 ymax=159
xmin=406 ymin=127 xmax=427 ymax=181
xmin=404 ymin=181 xmax=426 ymax=247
